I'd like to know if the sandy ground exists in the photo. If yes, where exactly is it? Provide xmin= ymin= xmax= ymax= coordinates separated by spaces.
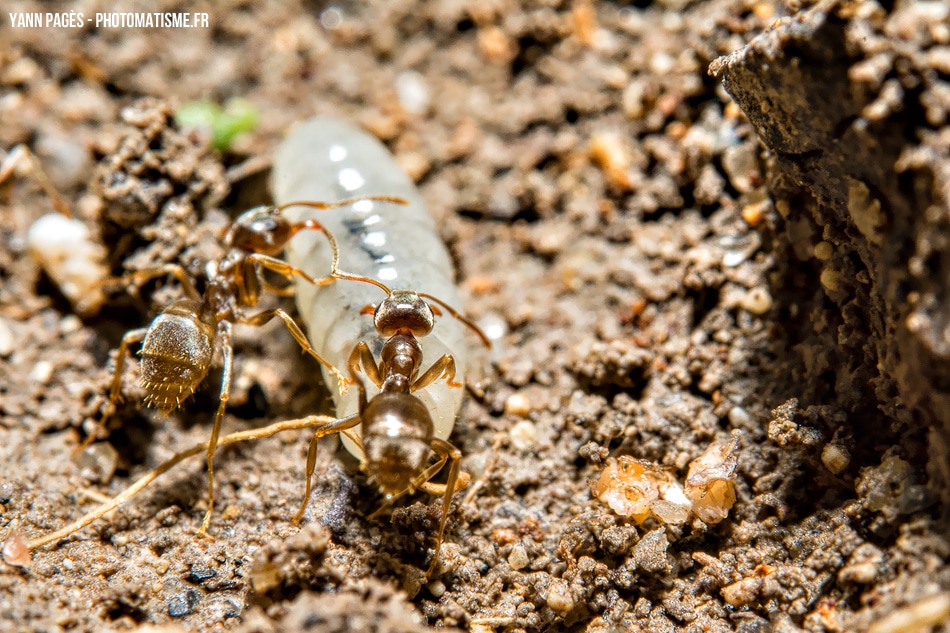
xmin=1 ymin=1 xmax=949 ymax=632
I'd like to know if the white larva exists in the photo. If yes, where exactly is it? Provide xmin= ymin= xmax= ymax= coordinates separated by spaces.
xmin=271 ymin=116 xmax=467 ymax=459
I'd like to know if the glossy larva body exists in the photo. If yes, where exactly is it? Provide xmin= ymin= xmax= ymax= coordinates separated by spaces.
xmin=272 ymin=117 xmax=467 ymax=459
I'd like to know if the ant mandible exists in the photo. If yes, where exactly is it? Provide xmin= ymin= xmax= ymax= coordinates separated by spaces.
xmin=82 ymin=194 xmax=407 ymax=536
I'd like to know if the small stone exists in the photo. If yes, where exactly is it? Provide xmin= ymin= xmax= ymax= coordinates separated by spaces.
xmin=631 ymin=529 xmax=670 ymax=574
xmin=29 ymin=360 xmax=54 ymax=384
xmin=740 ymin=287 xmax=773 ymax=315
xmin=545 ymin=579 xmax=574 ymax=615
xmin=508 ymin=543 xmax=530 ymax=571
xmin=76 ymin=441 xmax=119 ymax=484
xmin=504 ymin=393 xmax=532 ymax=418
xmin=223 ymin=504 xmax=241 ymax=520
xmin=509 ymin=420 xmax=537 ymax=451
xmin=0 ymin=318 xmax=14 ymax=356
xmin=821 ymin=444 xmax=850 ymax=475
xmin=722 ymin=576 xmax=763 ymax=607
xmin=427 ymin=579 xmax=446 ymax=598
xmin=395 ymin=70 xmax=430 ymax=115
xmin=728 ymin=406 xmax=752 ymax=427
xmin=813 ymin=241 xmax=834 ymax=261
xmin=2 ymin=533 xmax=31 ymax=568
xmin=168 ymin=589 xmax=199 ymax=617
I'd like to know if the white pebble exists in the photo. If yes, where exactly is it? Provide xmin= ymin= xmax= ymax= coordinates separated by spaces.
xmin=478 ymin=312 xmax=508 ymax=342
xmin=395 ymin=70 xmax=431 ymax=115
xmin=59 ymin=315 xmax=83 ymax=335
xmin=508 ymin=543 xmax=529 ymax=570
xmin=29 ymin=360 xmax=54 ymax=384
xmin=722 ymin=250 xmax=748 ymax=267
xmin=546 ymin=580 xmax=575 ymax=615
xmin=426 ymin=579 xmax=446 ymax=598
xmin=509 ymin=420 xmax=537 ymax=451
xmin=740 ymin=287 xmax=773 ymax=315
xmin=727 ymin=406 xmax=752 ymax=426
xmin=26 ymin=213 xmax=107 ymax=315
xmin=504 ymin=393 xmax=531 ymax=418
xmin=0 ymin=318 xmax=14 ymax=357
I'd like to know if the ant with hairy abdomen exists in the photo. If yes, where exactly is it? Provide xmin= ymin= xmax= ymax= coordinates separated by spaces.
xmin=81 ymin=194 xmax=407 ymax=535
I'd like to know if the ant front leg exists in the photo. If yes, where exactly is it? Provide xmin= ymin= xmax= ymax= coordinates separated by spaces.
xmin=101 ymin=263 xmax=202 ymax=303
xmin=411 ymin=354 xmax=462 ymax=391
xmin=348 ymin=341 xmax=383 ymax=390
xmin=292 ymin=413 xmax=361 ymax=525
xmin=247 ymin=253 xmax=337 ymax=290
xmin=240 ymin=308 xmax=351 ymax=394
xmin=76 ymin=327 xmax=148 ymax=453
xmin=198 ymin=320 xmax=233 ymax=537
xmin=260 ymin=281 xmax=297 ymax=297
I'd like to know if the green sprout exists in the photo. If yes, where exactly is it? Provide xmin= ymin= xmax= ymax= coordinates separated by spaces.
xmin=176 ymin=98 xmax=260 ymax=151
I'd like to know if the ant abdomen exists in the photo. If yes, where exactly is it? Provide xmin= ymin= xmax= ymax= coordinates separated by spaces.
xmin=362 ymin=391 xmax=433 ymax=494
xmin=140 ymin=300 xmax=215 ymax=413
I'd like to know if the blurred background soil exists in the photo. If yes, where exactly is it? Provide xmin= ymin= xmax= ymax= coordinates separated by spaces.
xmin=1 ymin=0 xmax=949 ymax=631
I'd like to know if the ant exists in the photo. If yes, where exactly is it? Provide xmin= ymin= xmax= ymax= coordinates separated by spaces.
xmin=288 ymin=262 xmax=491 ymax=575
xmin=82 ymin=194 xmax=407 ymax=536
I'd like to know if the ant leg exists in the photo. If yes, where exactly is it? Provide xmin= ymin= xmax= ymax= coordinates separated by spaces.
xmin=240 ymin=308 xmax=352 ymax=394
xmin=261 ymin=281 xmax=296 ymax=297
xmin=76 ymin=327 xmax=148 ymax=453
xmin=349 ymin=341 xmax=383 ymax=389
xmin=365 ymin=462 xmax=471 ymax=519
xmin=427 ymin=439 xmax=462 ymax=576
xmin=292 ymin=413 xmax=361 ymax=525
xmin=419 ymin=470 xmax=471 ymax=496
xmin=367 ymin=453 xmax=450 ymax=521
xmin=412 ymin=354 xmax=462 ymax=391
xmin=101 ymin=264 xmax=201 ymax=302
xmin=198 ymin=321 xmax=233 ymax=537
xmin=363 ymin=439 xmax=463 ymax=576
xmin=248 ymin=252 xmax=336 ymax=288
xmin=22 ymin=414 xmax=338 ymax=553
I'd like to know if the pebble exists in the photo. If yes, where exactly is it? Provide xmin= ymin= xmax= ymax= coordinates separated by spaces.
xmin=427 ymin=579 xmax=446 ymax=598
xmin=508 ymin=543 xmax=529 ymax=571
xmin=545 ymin=579 xmax=574 ymax=616
xmin=509 ymin=420 xmax=537 ymax=451
xmin=395 ymin=70 xmax=430 ymax=115
xmin=821 ymin=443 xmax=850 ymax=475
xmin=29 ymin=360 xmax=54 ymax=384
xmin=740 ymin=287 xmax=773 ymax=315
xmin=504 ymin=393 xmax=532 ymax=418
xmin=0 ymin=318 xmax=13 ymax=357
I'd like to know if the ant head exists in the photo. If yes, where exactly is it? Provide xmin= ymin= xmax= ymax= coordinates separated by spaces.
xmin=226 ymin=206 xmax=292 ymax=256
xmin=374 ymin=290 xmax=435 ymax=337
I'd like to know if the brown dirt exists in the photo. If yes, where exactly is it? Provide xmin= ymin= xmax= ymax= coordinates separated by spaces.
xmin=2 ymin=1 xmax=949 ymax=632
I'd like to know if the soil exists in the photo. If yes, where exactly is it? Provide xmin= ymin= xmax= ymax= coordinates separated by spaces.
xmin=2 ymin=1 xmax=949 ymax=632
